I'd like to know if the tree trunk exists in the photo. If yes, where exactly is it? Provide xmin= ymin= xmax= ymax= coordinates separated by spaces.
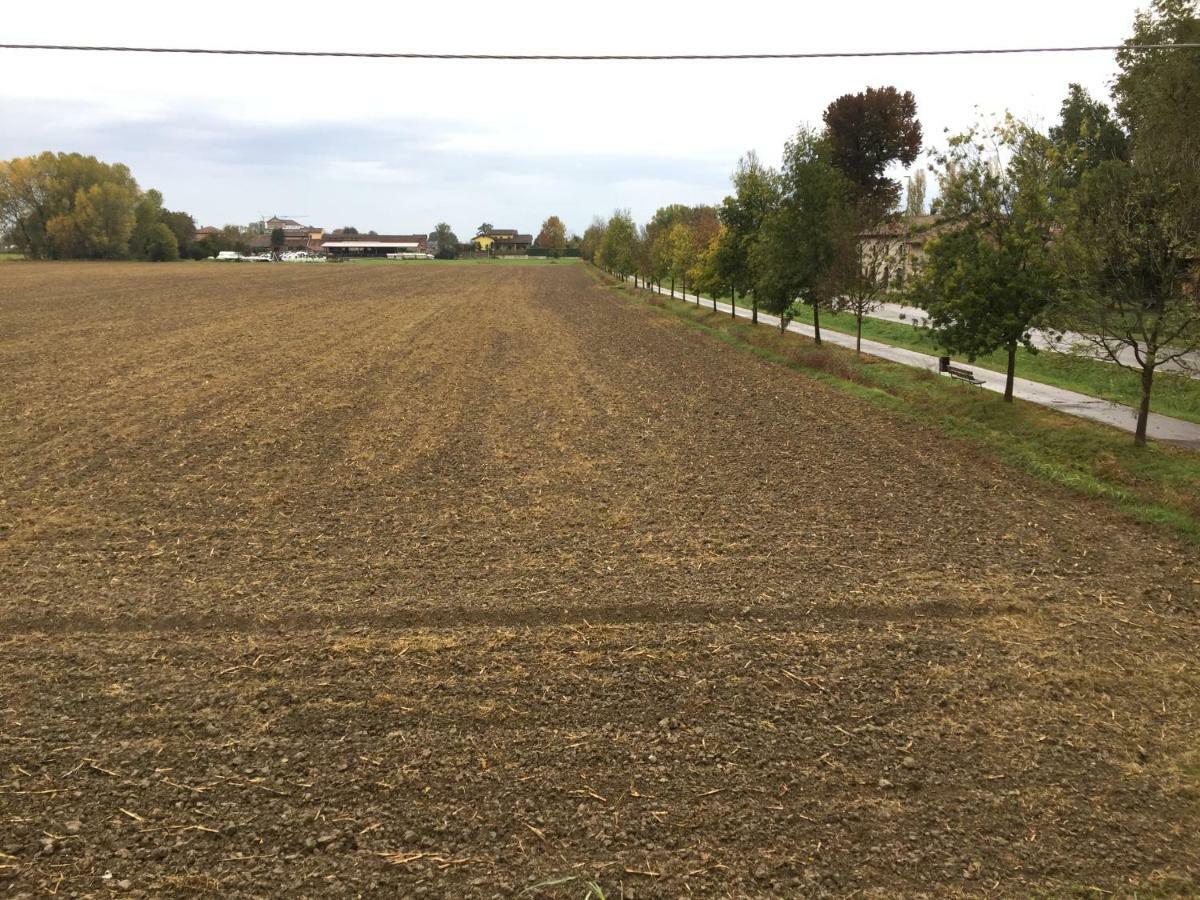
xmin=712 ymin=290 xmax=717 ymax=312
xmin=856 ymin=312 xmax=862 ymax=354
xmin=670 ymin=276 xmax=675 ymax=297
xmin=752 ymin=296 xmax=758 ymax=325
xmin=812 ymin=301 xmax=822 ymax=346
xmin=731 ymin=287 xmax=737 ymax=318
xmin=1136 ymin=359 xmax=1156 ymax=446
xmin=1004 ymin=342 xmax=1016 ymax=403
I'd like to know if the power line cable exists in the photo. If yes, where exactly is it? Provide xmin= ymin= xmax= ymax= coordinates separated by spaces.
xmin=1 ymin=42 xmax=1199 ymax=60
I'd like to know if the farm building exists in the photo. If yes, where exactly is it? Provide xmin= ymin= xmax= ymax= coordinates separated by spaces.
xmin=320 ymin=234 xmax=430 ymax=258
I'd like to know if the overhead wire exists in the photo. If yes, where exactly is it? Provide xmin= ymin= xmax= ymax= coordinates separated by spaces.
xmin=1 ymin=42 xmax=1199 ymax=61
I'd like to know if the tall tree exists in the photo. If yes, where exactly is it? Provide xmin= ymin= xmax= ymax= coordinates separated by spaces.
xmin=904 ymin=169 xmax=927 ymax=217
xmin=476 ymin=222 xmax=494 ymax=236
xmin=160 ymin=209 xmax=197 ymax=258
xmin=130 ymin=188 xmax=165 ymax=259
xmin=0 ymin=152 xmax=140 ymax=259
xmin=269 ymin=228 xmax=286 ymax=252
xmin=536 ymin=215 xmax=568 ymax=254
xmin=69 ymin=182 xmax=138 ymax=259
xmin=823 ymin=86 xmax=922 ymax=214
xmin=432 ymin=223 xmax=459 ymax=259
xmin=143 ymin=223 xmax=180 ymax=261
xmin=823 ymin=86 xmax=923 ymax=345
xmin=1114 ymin=0 xmax=1200 ymax=226
xmin=913 ymin=118 xmax=1058 ymax=402
xmin=1049 ymin=84 xmax=1130 ymax=186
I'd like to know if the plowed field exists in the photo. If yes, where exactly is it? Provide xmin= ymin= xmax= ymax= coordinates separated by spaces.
xmin=1 ymin=261 xmax=1197 ymax=897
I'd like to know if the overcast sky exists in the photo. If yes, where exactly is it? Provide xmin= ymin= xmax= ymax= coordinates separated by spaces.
xmin=1 ymin=1 xmax=1147 ymax=237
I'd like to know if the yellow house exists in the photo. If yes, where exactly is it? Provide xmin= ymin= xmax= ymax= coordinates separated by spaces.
xmin=471 ymin=235 xmax=495 ymax=252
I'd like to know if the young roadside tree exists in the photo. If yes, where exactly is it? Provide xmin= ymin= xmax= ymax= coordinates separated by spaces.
xmin=597 ymin=210 xmax=637 ymax=278
xmin=579 ymin=216 xmax=606 ymax=263
xmin=753 ymin=128 xmax=851 ymax=343
xmin=712 ymin=227 xmax=742 ymax=318
xmin=1054 ymin=162 xmax=1199 ymax=444
xmin=643 ymin=204 xmax=692 ymax=295
xmin=666 ymin=222 xmax=696 ymax=301
xmin=687 ymin=205 xmax=722 ymax=300
xmin=1049 ymin=0 xmax=1200 ymax=445
xmin=648 ymin=224 xmax=673 ymax=293
xmin=269 ymin=228 xmax=286 ymax=253
xmin=717 ymin=152 xmax=779 ymax=324
xmin=913 ymin=118 xmax=1058 ymax=402
xmin=691 ymin=226 xmax=727 ymax=312
xmin=904 ymin=169 xmax=927 ymax=217
xmin=829 ymin=220 xmax=895 ymax=353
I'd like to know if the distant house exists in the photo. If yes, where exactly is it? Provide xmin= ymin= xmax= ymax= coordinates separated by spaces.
xmin=194 ymin=225 xmax=220 ymax=242
xmin=265 ymin=216 xmax=311 ymax=234
xmin=858 ymin=215 xmax=955 ymax=289
xmin=248 ymin=227 xmax=327 ymax=254
xmin=471 ymin=229 xmax=532 ymax=255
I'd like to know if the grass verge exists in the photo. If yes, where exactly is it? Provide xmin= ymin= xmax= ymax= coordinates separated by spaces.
xmin=597 ymin=270 xmax=1200 ymax=544
xmin=648 ymin=282 xmax=1200 ymax=424
xmin=788 ymin=304 xmax=1200 ymax=425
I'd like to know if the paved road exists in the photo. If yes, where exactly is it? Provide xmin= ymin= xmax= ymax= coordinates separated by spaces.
xmin=870 ymin=301 xmax=1200 ymax=379
xmin=627 ymin=278 xmax=1200 ymax=450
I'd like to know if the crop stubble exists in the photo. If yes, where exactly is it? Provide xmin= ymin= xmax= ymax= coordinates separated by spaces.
xmin=0 ymin=262 xmax=1197 ymax=896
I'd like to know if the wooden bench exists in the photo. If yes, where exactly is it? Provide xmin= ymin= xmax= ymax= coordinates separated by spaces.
xmin=946 ymin=364 xmax=986 ymax=387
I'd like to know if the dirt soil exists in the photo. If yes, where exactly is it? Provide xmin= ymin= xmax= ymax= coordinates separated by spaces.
xmin=1 ymin=261 xmax=1198 ymax=898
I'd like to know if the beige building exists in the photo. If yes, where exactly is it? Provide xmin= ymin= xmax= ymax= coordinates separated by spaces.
xmin=859 ymin=215 xmax=954 ymax=290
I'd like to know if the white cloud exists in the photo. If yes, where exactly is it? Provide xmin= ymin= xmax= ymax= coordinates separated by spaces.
xmin=0 ymin=0 xmax=1144 ymax=233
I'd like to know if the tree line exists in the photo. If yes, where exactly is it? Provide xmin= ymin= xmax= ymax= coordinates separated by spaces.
xmin=585 ymin=0 xmax=1199 ymax=445
xmin=0 ymin=153 xmax=202 ymax=261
